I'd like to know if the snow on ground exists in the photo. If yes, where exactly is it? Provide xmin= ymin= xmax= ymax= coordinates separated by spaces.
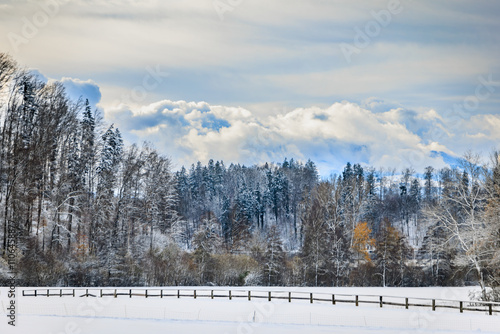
xmin=1 ymin=286 xmax=499 ymax=334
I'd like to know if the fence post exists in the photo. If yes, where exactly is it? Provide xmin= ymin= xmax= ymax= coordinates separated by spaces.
xmin=289 ymin=292 xmax=291 ymax=303
xmin=355 ymin=295 xmax=358 ymax=306
xmin=379 ymin=296 xmax=383 ymax=308
xmin=130 ymin=289 xmax=132 ymax=298
xmin=145 ymin=290 xmax=148 ymax=298
xmin=229 ymin=290 xmax=232 ymax=300
xmin=310 ymin=293 xmax=313 ymax=304
xmin=177 ymin=290 xmax=180 ymax=299
xmin=86 ymin=289 xmax=89 ymax=297
xmin=268 ymin=291 xmax=271 ymax=302
xmin=248 ymin=291 xmax=251 ymax=301
xmin=489 ymin=304 xmax=493 ymax=315
xmin=211 ymin=290 xmax=214 ymax=299
xmin=115 ymin=289 xmax=118 ymax=298
xmin=194 ymin=290 xmax=197 ymax=299
xmin=100 ymin=289 xmax=103 ymax=298
xmin=332 ymin=294 xmax=335 ymax=305
xmin=460 ymin=301 xmax=463 ymax=313
xmin=60 ymin=289 xmax=62 ymax=297
xmin=72 ymin=289 xmax=75 ymax=297
xmin=405 ymin=298 xmax=409 ymax=309
xmin=34 ymin=290 xmax=37 ymax=297
xmin=47 ymin=289 xmax=49 ymax=297
xmin=432 ymin=299 xmax=436 ymax=311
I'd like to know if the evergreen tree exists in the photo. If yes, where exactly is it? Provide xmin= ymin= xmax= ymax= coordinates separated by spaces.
xmin=374 ymin=219 xmax=412 ymax=287
xmin=301 ymin=190 xmax=329 ymax=286
xmin=424 ymin=166 xmax=434 ymax=204
xmin=419 ymin=221 xmax=454 ymax=286
xmin=263 ymin=225 xmax=285 ymax=286
xmin=80 ymin=99 xmax=96 ymax=194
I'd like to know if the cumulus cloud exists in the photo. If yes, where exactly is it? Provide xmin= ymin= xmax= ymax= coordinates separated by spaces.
xmin=361 ymin=97 xmax=402 ymax=113
xmin=58 ymin=77 xmax=102 ymax=107
xmin=1 ymin=1 xmax=497 ymax=178
xmin=104 ymin=99 xmax=494 ymax=176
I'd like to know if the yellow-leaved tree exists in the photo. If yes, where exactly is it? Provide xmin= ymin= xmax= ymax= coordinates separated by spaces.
xmin=352 ymin=222 xmax=375 ymax=264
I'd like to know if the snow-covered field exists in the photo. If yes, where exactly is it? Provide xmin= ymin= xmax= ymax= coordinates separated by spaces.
xmin=1 ymin=286 xmax=499 ymax=333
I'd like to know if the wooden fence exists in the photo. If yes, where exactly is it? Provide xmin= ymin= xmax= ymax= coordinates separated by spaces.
xmin=22 ymin=288 xmax=500 ymax=316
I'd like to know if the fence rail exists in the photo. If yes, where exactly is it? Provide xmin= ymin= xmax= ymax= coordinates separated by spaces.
xmin=21 ymin=288 xmax=500 ymax=316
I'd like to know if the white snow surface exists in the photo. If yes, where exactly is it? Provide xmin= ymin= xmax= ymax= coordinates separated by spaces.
xmin=1 ymin=286 xmax=499 ymax=334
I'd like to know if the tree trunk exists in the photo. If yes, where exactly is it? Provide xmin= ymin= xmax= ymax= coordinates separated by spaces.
xmin=67 ymin=196 xmax=74 ymax=249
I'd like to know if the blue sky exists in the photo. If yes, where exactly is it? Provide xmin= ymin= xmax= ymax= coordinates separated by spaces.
xmin=1 ymin=0 xmax=499 ymax=176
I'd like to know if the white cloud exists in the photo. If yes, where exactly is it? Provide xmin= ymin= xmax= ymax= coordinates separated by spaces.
xmin=55 ymin=77 xmax=102 ymax=106
xmin=1 ymin=0 xmax=497 ymax=175
xmin=105 ymin=99 xmax=499 ymax=176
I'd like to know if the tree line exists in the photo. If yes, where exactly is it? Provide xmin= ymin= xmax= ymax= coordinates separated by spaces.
xmin=0 ymin=54 xmax=499 ymax=301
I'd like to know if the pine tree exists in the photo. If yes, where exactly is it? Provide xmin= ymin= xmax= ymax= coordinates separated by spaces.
xmin=301 ymin=191 xmax=328 ymax=286
xmin=419 ymin=221 xmax=454 ymax=286
xmin=80 ymin=99 xmax=96 ymax=194
xmin=374 ymin=219 xmax=412 ymax=287
xmin=263 ymin=225 xmax=285 ymax=286
xmin=193 ymin=214 xmax=222 ymax=284
xmin=93 ymin=124 xmax=123 ymax=255
xmin=424 ymin=166 xmax=435 ymax=204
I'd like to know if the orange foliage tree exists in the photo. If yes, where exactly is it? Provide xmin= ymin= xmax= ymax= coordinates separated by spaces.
xmin=352 ymin=222 xmax=375 ymax=263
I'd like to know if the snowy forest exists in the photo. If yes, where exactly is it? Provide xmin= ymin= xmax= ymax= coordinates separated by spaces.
xmin=0 ymin=53 xmax=499 ymax=301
